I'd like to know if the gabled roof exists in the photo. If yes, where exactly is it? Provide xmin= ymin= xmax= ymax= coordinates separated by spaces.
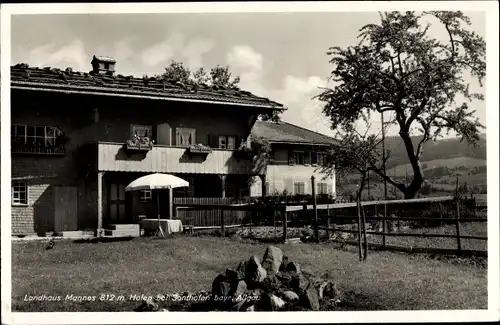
xmin=251 ymin=120 xmax=336 ymax=145
xmin=10 ymin=63 xmax=284 ymax=109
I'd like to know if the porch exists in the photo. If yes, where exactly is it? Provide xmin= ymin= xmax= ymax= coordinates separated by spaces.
xmin=97 ymin=171 xmax=253 ymax=230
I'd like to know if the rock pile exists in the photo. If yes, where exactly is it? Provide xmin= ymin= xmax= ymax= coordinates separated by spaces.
xmin=208 ymin=245 xmax=347 ymax=311
xmin=134 ymin=245 xmax=355 ymax=312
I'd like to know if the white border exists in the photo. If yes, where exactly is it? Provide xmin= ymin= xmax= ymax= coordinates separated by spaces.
xmin=1 ymin=2 xmax=499 ymax=324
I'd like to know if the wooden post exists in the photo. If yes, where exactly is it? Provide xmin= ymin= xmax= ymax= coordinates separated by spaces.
xmin=382 ymin=202 xmax=387 ymax=247
xmin=97 ymin=172 xmax=104 ymax=238
xmin=282 ymin=204 xmax=288 ymax=243
xmin=311 ymin=176 xmax=319 ymax=242
xmin=168 ymin=188 xmax=173 ymax=220
xmin=220 ymin=206 xmax=225 ymax=236
xmin=219 ymin=175 xmax=227 ymax=198
xmin=397 ymin=205 xmax=401 ymax=229
xmin=456 ymin=199 xmax=462 ymax=252
xmin=357 ymin=198 xmax=363 ymax=261
xmin=326 ymin=199 xmax=331 ymax=240
xmin=260 ymin=175 xmax=267 ymax=198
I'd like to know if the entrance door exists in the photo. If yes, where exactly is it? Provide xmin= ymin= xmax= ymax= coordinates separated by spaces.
xmin=109 ymin=183 xmax=126 ymax=224
xmin=54 ymin=186 xmax=78 ymax=232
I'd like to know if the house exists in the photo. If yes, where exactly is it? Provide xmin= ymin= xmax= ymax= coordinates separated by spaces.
xmin=249 ymin=120 xmax=336 ymax=198
xmin=10 ymin=56 xmax=284 ymax=236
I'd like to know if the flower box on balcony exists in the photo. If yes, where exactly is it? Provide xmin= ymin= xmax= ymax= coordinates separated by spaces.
xmin=232 ymin=144 xmax=255 ymax=161
xmin=124 ymin=139 xmax=153 ymax=153
xmin=187 ymin=144 xmax=212 ymax=155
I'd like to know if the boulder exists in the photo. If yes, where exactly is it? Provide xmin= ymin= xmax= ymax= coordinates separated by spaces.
xmin=291 ymin=273 xmax=320 ymax=311
xmin=279 ymin=290 xmax=299 ymax=302
xmin=212 ymin=274 xmax=232 ymax=299
xmin=280 ymin=255 xmax=290 ymax=271
xmin=261 ymin=246 xmax=284 ymax=276
xmin=235 ymin=260 xmax=249 ymax=280
xmin=301 ymin=281 xmax=320 ymax=311
xmin=230 ymin=280 xmax=248 ymax=298
xmin=318 ymin=281 xmax=340 ymax=300
xmin=261 ymin=275 xmax=282 ymax=293
xmin=246 ymin=305 xmax=256 ymax=312
xmin=258 ymin=293 xmax=286 ymax=311
xmin=286 ymin=262 xmax=301 ymax=274
xmin=245 ymin=255 xmax=267 ymax=285
xmin=291 ymin=273 xmax=310 ymax=293
xmin=276 ymin=271 xmax=293 ymax=288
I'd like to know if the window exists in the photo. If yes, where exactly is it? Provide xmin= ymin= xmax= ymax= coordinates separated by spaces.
xmin=294 ymin=182 xmax=305 ymax=195
xmin=293 ymin=151 xmax=305 ymax=165
xmin=12 ymin=181 xmax=28 ymax=205
xmin=11 ymin=124 xmax=62 ymax=147
xmin=317 ymin=182 xmax=328 ymax=195
xmin=218 ymin=136 xmax=237 ymax=149
xmin=174 ymin=177 xmax=195 ymax=197
xmin=140 ymin=189 xmax=152 ymax=202
xmin=131 ymin=124 xmax=153 ymax=139
xmin=316 ymin=152 xmax=326 ymax=166
xmin=176 ymin=128 xmax=196 ymax=146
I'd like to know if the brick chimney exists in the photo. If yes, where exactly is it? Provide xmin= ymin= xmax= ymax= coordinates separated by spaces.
xmin=91 ymin=55 xmax=116 ymax=76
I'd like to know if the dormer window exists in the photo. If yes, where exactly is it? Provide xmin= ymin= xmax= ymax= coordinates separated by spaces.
xmin=91 ymin=55 xmax=116 ymax=76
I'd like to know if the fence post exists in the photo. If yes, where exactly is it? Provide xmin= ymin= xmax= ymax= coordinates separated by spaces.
xmin=382 ymin=202 xmax=387 ymax=247
xmin=311 ymin=176 xmax=319 ymax=242
xmin=455 ymin=199 xmax=462 ymax=252
xmin=282 ymin=204 xmax=288 ymax=243
xmin=220 ymin=207 xmax=225 ymax=236
xmin=326 ymin=199 xmax=330 ymax=240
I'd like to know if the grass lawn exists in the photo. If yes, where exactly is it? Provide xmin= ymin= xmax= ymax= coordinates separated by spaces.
xmin=12 ymin=237 xmax=487 ymax=312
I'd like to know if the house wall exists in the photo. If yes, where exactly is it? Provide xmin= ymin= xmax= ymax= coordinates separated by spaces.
xmin=249 ymin=145 xmax=336 ymax=197
xmin=10 ymin=90 xmax=259 ymax=234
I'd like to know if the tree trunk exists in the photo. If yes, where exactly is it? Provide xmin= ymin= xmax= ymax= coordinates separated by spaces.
xmin=399 ymin=131 xmax=424 ymax=199
xmin=361 ymin=204 xmax=368 ymax=260
xmin=356 ymin=196 xmax=363 ymax=261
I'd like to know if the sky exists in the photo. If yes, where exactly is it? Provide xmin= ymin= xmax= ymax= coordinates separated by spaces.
xmin=9 ymin=11 xmax=486 ymax=138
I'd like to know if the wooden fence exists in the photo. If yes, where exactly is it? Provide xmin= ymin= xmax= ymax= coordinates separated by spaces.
xmin=171 ymin=195 xmax=487 ymax=257
xmin=282 ymin=196 xmax=488 ymax=256
xmin=173 ymin=197 xmax=254 ymax=229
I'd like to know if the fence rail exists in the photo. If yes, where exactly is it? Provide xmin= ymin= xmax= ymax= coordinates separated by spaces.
xmin=170 ymin=194 xmax=487 ymax=256
xmin=173 ymin=197 xmax=254 ymax=229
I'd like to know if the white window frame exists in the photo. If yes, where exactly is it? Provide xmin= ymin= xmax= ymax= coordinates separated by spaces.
xmin=218 ymin=135 xmax=237 ymax=150
xmin=131 ymin=124 xmax=153 ymax=139
xmin=176 ymin=127 xmax=196 ymax=146
xmin=139 ymin=189 xmax=152 ymax=203
xmin=294 ymin=182 xmax=305 ymax=195
xmin=12 ymin=124 xmax=62 ymax=147
xmin=317 ymin=182 xmax=328 ymax=195
xmin=12 ymin=181 xmax=28 ymax=206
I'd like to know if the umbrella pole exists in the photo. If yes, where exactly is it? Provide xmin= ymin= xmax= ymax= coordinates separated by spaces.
xmin=157 ymin=190 xmax=166 ymax=238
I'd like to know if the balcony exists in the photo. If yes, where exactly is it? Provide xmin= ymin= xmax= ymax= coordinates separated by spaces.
xmin=97 ymin=142 xmax=258 ymax=175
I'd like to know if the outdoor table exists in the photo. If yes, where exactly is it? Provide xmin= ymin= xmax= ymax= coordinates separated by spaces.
xmin=140 ymin=219 xmax=183 ymax=235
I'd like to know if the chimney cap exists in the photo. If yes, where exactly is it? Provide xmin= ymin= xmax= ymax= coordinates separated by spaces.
xmin=91 ymin=55 xmax=116 ymax=64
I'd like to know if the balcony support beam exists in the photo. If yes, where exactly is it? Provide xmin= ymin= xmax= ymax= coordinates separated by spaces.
xmin=219 ymin=174 xmax=227 ymax=198
xmin=97 ymin=171 xmax=104 ymax=237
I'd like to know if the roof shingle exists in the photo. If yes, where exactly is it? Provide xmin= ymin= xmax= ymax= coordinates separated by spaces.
xmin=10 ymin=63 xmax=284 ymax=108
xmin=251 ymin=120 xmax=336 ymax=145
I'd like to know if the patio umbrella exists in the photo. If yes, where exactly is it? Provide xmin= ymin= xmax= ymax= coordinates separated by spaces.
xmin=126 ymin=173 xmax=189 ymax=237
